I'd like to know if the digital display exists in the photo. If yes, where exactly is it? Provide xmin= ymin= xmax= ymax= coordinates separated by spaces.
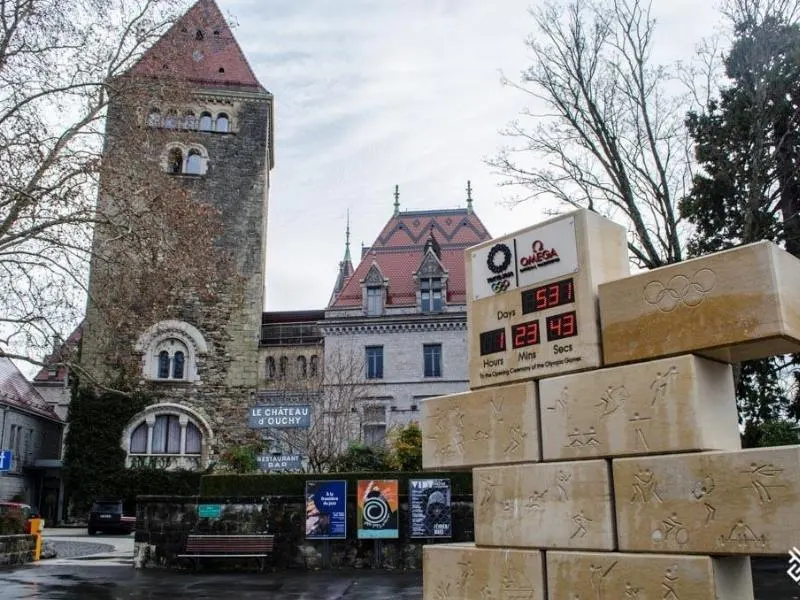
xmin=521 ymin=278 xmax=575 ymax=315
xmin=480 ymin=328 xmax=506 ymax=356
xmin=511 ymin=320 xmax=540 ymax=349
xmin=546 ymin=311 xmax=578 ymax=341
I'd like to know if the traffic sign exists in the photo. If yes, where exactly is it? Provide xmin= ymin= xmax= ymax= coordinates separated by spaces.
xmin=0 ymin=450 xmax=13 ymax=472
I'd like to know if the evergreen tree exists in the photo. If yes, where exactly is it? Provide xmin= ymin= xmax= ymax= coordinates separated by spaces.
xmin=680 ymin=12 xmax=800 ymax=430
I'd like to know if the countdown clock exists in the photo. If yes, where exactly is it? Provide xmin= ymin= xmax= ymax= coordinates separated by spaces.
xmin=466 ymin=209 xmax=630 ymax=388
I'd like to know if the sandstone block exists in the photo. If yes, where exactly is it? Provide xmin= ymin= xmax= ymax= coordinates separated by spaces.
xmin=466 ymin=209 xmax=630 ymax=388
xmin=614 ymin=446 xmax=800 ymax=554
xmin=547 ymin=551 xmax=753 ymax=600
xmin=599 ymin=241 xmax=800 ymax=365
xmin=539 ymin=354 xmax=740 ymax=460
xmin=421 ymin=382 xmax=539 ymax=469
xmin=473 ymin=460 xmax=615 ymax=550
xmin=422 ymin=543 xmax=544 ymax=600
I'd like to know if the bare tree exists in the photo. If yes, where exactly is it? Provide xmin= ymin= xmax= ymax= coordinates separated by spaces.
xmin=489 ymin=0 xmax=694 ymax=269
xmin=260 ymin=345 xmax=375 ymax=473
xmin=0 ymin=0 xmax=223 ymax=383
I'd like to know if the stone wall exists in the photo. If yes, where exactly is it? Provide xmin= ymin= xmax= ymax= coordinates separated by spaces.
xmin=0 ymin=535 xmax=35 ymax=565
xmin=133 ymin=495 xmax=474 ymax=571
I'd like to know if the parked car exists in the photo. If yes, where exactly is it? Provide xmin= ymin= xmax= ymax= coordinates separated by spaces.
xmin=87 ymin=499 xmax=135 ymax=535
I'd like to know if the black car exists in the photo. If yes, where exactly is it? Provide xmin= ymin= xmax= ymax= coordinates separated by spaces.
xmin=88 ymin=499 xmax=135 ymax=535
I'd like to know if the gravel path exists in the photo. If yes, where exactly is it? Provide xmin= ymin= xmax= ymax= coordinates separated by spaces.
xmin=47 ymin=539 xmax=115 ymax=559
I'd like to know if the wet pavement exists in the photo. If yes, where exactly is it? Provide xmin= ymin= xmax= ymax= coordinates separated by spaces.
xmin=0 ymin=530 xmax=796 ymax=599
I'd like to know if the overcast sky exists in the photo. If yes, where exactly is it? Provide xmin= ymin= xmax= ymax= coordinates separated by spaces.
xmin=218 ymin=0 xmax=726 ymax=311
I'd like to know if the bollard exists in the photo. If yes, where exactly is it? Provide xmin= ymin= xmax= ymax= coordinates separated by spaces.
xmin=26 ymin=518 xmax=44 ymax=560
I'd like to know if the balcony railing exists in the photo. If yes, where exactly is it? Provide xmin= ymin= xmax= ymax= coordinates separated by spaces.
xmin=260 ymin=323 xmax=322 ymax=346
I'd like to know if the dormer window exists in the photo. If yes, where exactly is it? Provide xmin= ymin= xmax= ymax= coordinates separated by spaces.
xmin=366 ymin=286 xmax=383 ymax=316
xmin=420 ymin=277 xmax=443 ymax=312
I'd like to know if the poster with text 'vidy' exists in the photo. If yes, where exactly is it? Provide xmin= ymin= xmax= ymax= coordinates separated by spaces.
xmin=357 ymin=479 xmax=399 ymax=539
xmin=409 ymin=478 xmax=451 ymax=538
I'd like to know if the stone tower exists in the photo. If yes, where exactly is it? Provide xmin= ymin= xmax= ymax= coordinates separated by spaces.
xmin=79 ymin=0 xmax=272 ymax=468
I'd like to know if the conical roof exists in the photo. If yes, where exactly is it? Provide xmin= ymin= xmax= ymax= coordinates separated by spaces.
xmin=127 ymin=0 xmax=265 ymax=92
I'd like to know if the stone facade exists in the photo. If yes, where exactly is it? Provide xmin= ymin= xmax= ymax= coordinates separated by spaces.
xmin=78 ymin=1 xmax=273 ymax=469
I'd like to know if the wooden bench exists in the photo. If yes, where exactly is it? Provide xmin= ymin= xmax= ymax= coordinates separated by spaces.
xmin=177 ymin=534 xmax=275 ymax=571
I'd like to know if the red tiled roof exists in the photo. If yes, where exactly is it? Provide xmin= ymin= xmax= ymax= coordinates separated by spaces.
xmin=127 ymin=0 xmax=264 ymax=91
xmin=329 ymin=209 xmax=491 ymax=309
xmin=33 ymin=323 xmax=82 ymax=384
xmin=0 ymin=357 xmax=62 ymax=422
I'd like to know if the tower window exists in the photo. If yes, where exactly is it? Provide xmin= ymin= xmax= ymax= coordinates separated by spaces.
xmin=167 ymin=148 xmax=183 ymax=174
xmin=297 ymin=355 xmax=307 ymax=378
xmin=158 ymin=351 xmax=170 ymax=379
xmin=266 ymin=356 xmax=276 ymax=379
xmin=279 ymin=356 xmax=288 ymax=379
xmin=310 ymin=355 xmax=318 ymax=377
xmin=185 ymin=149 xmax=203 ymax=175
xmin=153 ymin=338 xmax=189 ymax=381
xmin=163 ymin=110 xmax=178 ymax=129
xmin=199 ymin=112 xmax=213 ymax=131
xmin=423 ymin=344 xmax=442 ymax=377
xmin=215 ymin=113 xmax=229 ymax=133
xmin=147 ymin=108 xmax=161 ymax=127
xmin=172 ymin=351 xmax=185 ymax=379
xmin=183 ymin=111 xmax=196 ymax=129
xmin=195 ymin=29 xmax=204 ymax=40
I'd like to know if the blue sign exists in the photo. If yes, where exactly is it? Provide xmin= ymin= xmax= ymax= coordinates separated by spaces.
xmin=0 ymin=450 xmax=12 ymax=472
xmin=305 ymin=480 xmax=346 ymax=540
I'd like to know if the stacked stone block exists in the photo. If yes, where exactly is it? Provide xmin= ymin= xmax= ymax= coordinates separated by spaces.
xmin=421 ymin=211 xmax=800 ymax=599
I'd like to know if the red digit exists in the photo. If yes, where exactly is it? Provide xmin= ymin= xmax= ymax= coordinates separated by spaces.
xmin=528 ymin=322 xmax=539 ymax=345
xmin=514 ymin=325 xmax=525 ymax=348
xmin=535 ymin=287 xmax=548 ymax=309
xmin=563 ymin=313 xmax=575 ymax=336
xmin=548 ymin=284 xmax=559 ymax=306
xmin=549 ymin=317 xmax=562 ymax=338
xmin=499 ymin=331 xmax=505 ymax=350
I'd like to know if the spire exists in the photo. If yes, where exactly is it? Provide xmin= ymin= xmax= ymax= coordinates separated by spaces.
xmin=127 ymin=0 xmax=264 ymax=91
xmin=466 ymin=180 xmax=473 ymax=213
xmin=393 ymin=185 xmax=400 ymax=216
xmin=343 ymin=209 xmax=352 ymax=264
xmin=423 ymin=224 xmax=441 ymax=259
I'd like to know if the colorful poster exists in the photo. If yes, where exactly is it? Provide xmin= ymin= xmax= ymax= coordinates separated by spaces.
xmin=305 ymin=480 xmax=347 ymax=539
xmin=357 ymin=479 xmax=399 ymax=539
xmin=409 ymin=478 xmax=452 ymax=538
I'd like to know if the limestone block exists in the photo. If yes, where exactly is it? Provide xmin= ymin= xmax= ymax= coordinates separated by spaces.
xmin=421 ymin=382 xmax=539 ymax=470
xmin=466 ymin=209 xmax=630 ymax=388
xmin=473 ymin=460 xmax=615 ymax=550
xmin=539 ymin=354 xmax=740 ymax=460
xmin=599 ymin=241 xmax=800 ymax=366
xmin=614 ymin=446 xmax=800 ymax=554
xmin=547 ymin=551 xmax=754 ymax=600
xmin=422 ymin=543 xmax=544 ymax=600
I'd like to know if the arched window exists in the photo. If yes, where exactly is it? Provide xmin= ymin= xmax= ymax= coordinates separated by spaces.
xmin=151 ymin=415 xmax=182 ymax=454
xmin=185 ymin=150 xmax=203 ymax=175
xmin=186 ymin=422 xmax=202 ymax=454
xmin=130 ymin=423 xmax=147 ymax=454
xmin=266 ymin=357 xmax=276 ymax=379
xmin=183 ymin=111 xmax=196 ymax=129
xmin=163 ymin=110 xmax=178 ymax=129
xmin=297 ymin=355 xmax=307 ymax=378
xmin=158 ymin=351 xmax=170 ymax=379
xmin=147 ymin=108 xmax=161 ymax=127
xmin=173 ymin=351 xmax=185 ymax=379
xmin=167 ymin=148 xmax=183 ymax=174
xmin=199 ymin=112 xmax=213 ymax=131
xmin=279 ymin=356 xmax=288 ymax=379
xmin=153 ymin=338 xmax=189 ymax=381
xmin=215 ymin=113 xmax=229 ymax=132
xmin=310 ymin=355 xmax=318 ymax=377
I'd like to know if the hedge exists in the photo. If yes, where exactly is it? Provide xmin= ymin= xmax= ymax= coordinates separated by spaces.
xmin=200 ymin=470 xmax=473 ymax=497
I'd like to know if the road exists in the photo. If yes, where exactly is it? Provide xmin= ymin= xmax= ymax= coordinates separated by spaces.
xmin=0 ymin=529 xmax=795 ymax=599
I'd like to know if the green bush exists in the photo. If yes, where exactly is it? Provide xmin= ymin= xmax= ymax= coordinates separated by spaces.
xmin=200 ymin=470 xmax=473 ymax=497
xmin=330 ymin=443 xmax=391 ymax=472
xmin=0 ymin=510 xmax=27 ymax=534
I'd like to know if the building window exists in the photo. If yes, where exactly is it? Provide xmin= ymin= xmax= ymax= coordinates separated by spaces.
xmin=366 ymin=286 xmax=383 ymax=316
xmin=167 ymin=148 xmax=183 ymax=174
xmin=147 ymin=108 xmax=161 ymax=127
xmin=420 ymin=278 xmax=443 ymax=312
xmin=297 ymin=355 xmax=307 ymax=378
xmin=266 ymin=356 xmax=276 ymax=379
xmin=310 ymin=355 xmax=318 ymax=377
xmin=363 ymin=405 xmax=386 ymax=447
xmin=215 ymin=113 xmax=229 ymax=132
xmin=199 ymin=112 xmax=213 ymax=131
xmin=424 ymin=344 xmax=442 ymax=377
xmin=366 ymin=346 xmax=383 ymax=379
xmin=154 ymin=338 xmax=189 ymax=381
xmin=279 ymin=356 xmax=288 ymax=379
xmin=127 ymin=410 xmax=206 ymax=457
xmin=163 ymin=110 xmax=178 ymax=129
xmin=185 ymin=149 xmax=204 ymax=174
xmin=183 ymin=111 xmax=197 ymax=129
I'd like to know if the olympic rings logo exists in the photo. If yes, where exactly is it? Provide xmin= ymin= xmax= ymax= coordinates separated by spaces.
xmin=643 ymin=268 xmax=716 ymax=312
xmin=491 ymin=279 xmax=511 ymax=294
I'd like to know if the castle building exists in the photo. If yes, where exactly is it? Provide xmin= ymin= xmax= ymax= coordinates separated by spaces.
xmin=322 ymin=187 xmax=491 ymax=445
xmin=78 ymin=0 xmax=272 ymax=469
